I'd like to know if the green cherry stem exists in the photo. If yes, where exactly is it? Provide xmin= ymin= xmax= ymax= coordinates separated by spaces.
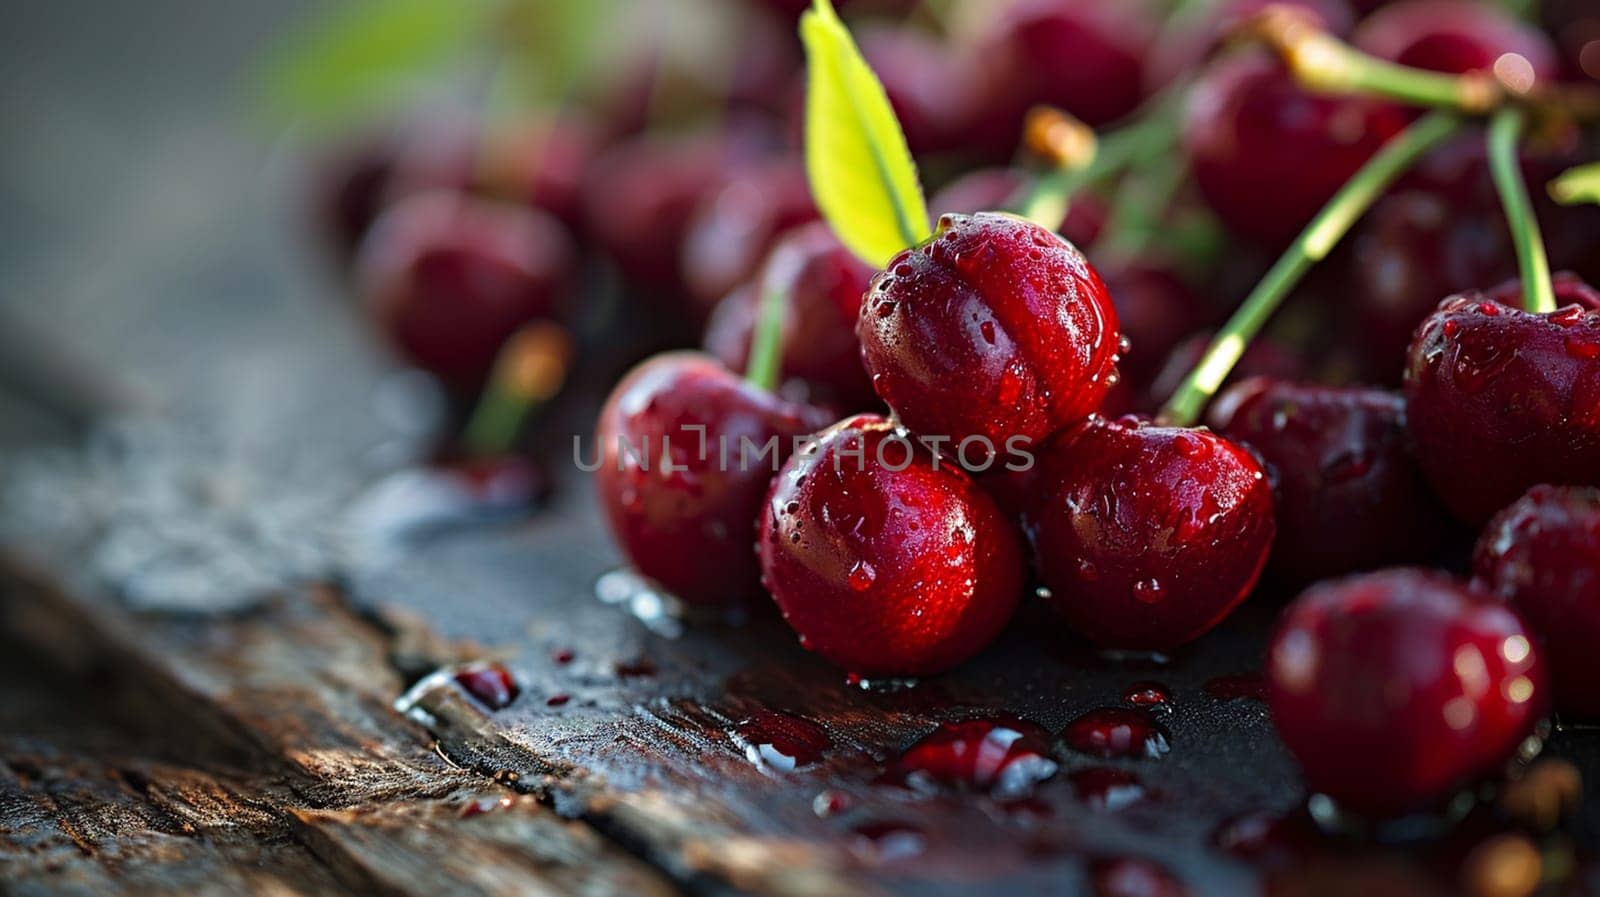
xmin=1012 ymin=92 xmax=1180 ymax=232
xmin=1487 ymin=106 xmax=1557 ymax=314
xmin=1248 ymin=7 xmax=1499 ymax=113
xmin=1159 ymin=110 xmax=1463 ymax=427
xmin=460 ymin=322 xmax=573 ymax=456
xmin=744 ymin=284 xmax=788 ymax=393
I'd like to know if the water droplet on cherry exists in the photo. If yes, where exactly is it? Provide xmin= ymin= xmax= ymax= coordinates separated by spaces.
xmin=848 ymin=560 xmax=877 ymax=592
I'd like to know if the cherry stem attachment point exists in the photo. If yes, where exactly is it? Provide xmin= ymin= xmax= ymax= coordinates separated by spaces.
xmin=745 ymin=284 xmax=788 ymax=393
xmin=1487 ymin=106 xmax=1557 ymax=314
xmin=460 ymin=321 xmax=573 ymax=456
xmin=1158 ymin=110 xmax=1462 ymax=427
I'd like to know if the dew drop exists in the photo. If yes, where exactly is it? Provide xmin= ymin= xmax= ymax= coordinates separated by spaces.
xmin=1172 ymin=431 xmax=1211 ymax=460
xmin=1565 ymin=334 xmax=1600 ymax=360
xmin=998 ymin=368 xmax=1024 ymax=404
xmin=729 ymin=710 xmax=832 ymax=772
xmin=813 ymin=789 xmax=853 ymax=817
xmin=848 ymin=560 xmax=877 ymax=591
xmin=453 ymin=664 xmax=520 ymax=710
xmin=882 ymin=718 xmax=1058 ymax=798
xmin=1132 ymin=579 xmax=1165 ymax=604
xmin=1061 ymin=708 xmax=1171 ymax=759
xmin=1123 ymin=681 xmax=1171 ymax=707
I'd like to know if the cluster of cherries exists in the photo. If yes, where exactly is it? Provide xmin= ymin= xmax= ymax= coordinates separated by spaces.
xmin=309 ymin=0 xmax=1600 ymax=833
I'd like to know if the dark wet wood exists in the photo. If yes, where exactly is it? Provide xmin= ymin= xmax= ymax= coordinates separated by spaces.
xmin=0 ymin=566 xmax=681 ymax=897
xmin=3 ymin=402 xmax=1597 ymax=896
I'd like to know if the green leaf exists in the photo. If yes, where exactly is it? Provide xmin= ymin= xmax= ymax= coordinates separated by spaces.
xmin=1549 ymin=162 xmax=1600 ymax=208
xmin=800 ymin=0 xmax=930 ymax=268
xmin=255 ymin=0 xmax=492 ymax=129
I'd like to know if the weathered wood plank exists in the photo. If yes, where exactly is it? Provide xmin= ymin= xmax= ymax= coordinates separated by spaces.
xmin=0 ymin=562 xmax=683 ymax=897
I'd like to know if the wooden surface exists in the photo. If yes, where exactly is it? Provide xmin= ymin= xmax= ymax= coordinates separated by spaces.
xmin=1 ymin=3 xmax=1599 ymax=895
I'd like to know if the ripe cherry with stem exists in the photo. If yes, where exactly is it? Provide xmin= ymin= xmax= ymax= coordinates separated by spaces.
xmin=1401 ymin=104 xmax=1600 ymax=524
xmin=751 ymin=0 xmax=1031 ymax=676
xmin=1018 ymin=103 xmax=1466 ymax=652
xmin=592 ymin=242 xmax=832 ymax=607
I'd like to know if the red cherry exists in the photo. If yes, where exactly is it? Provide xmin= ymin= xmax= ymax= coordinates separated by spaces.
xmin=1022 ymin=417 xmax=1275 ymax=651
xmin=1266 ymin=569 xmax=1548 ymax=818
xmin=356 ymin=191 xmax=576 ymax=389
xmin=702 ymin=222 xmax=880 ymax=411
xmin=595 ymin=353 xmax=831 ymax=606
xmin=1474 ymin=485 xmax=1600 ymax=718
xmin=1209 ymin=378 xmax=1450 ymax=585
xmin=858 ymin=213 xmax=1121 ymax=453
xmin=1353 ymin=0 xmax=1560 ymax=81
xmin=682 ymin=159 xmax=819 ymax=317
xmin=973 ymin=0 xmax=1157 ymax=130
xmin=758 ymin=415 xmax=1025 ymax=676
xmin=1182 ymin=53 xmax=1408 ymax=248
xmin=1402 ymin=275 xmax=1600 ymax=524
xmin=928 ymin=168 xmax=1108 ymax=249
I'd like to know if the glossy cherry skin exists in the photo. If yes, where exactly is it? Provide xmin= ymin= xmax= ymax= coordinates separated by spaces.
xmin=356 ymin=191 xmax=576 ymax=389
xmin=1402 ymin=276 xmax=1600 ymax=524
xmin=1474 ymin=485 xmax=1600 ymax=718
xmin=1209 ymin=378 xmax=1449 ymax=585
xmin=1353 ymin=0 xmax=1560 ymax=81
xmin=702 ymin=222 xmax=879 ymax=411
xmin=858 ymin=213 xmax=1121 ymax=452
xmin=1266 ymin=569 xmax=1548 ymax=818
xmin=928 ymin=168 xmax=1108 ymax=250
xmin=1021 ymin=417 xmax=1276 ymax=651
xmin=974 ymin=0 xmax=1157 ymax=130
xmin=1182 ymin=53 xmax=1408 ymax=248
xmin=595 ymin=353 xmax=831 ymax=606
xmin=758 ymin=415 xmax=1025 ymax=676
xmin=682 ymin=159 xmax=818 ymax=318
